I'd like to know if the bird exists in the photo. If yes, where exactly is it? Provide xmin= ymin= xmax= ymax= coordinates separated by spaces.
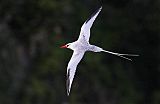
xmin=60 ymin=6 xmax=139 ymax=96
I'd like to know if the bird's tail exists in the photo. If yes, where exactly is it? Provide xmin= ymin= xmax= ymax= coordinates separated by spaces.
xmin=102 ymin=50 xmax=139 ymax=61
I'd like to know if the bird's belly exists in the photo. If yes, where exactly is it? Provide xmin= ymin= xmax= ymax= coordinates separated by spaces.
xmin=75 ymin=44 xmax=88 ymax=51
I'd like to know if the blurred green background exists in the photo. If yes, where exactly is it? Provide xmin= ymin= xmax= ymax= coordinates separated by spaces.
xmin=0 ymin=0 xmax=159 ymax=104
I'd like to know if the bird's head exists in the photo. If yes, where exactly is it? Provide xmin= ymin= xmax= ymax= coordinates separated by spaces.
xmin=60 ymin=43 xmax=74 ymax=50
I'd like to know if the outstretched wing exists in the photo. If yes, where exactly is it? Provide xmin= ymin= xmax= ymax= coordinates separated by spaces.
xmin=78 ymin=6 xmax=102 ymax=42
xmin=66 ymin=51 xmax=85 ymax=96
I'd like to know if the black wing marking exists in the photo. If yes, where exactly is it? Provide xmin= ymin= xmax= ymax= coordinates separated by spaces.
xmin=85 ymin=6 xmax=102 ymax=24
xmin=66 ymin=68 xmax=70 ymax=96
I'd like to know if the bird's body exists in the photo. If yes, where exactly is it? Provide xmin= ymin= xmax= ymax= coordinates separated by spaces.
xmin=67 ymin=40 xmax=103 ymax=52
xmin=61 ymin=6 xmax=138 ymax=96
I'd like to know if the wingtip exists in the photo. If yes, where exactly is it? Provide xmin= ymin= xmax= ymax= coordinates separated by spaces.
xmin=84 ymin=6 xmax=102 ymax=24
xmin=67 ymin=89 xmax=70 ymax=96
xmin=99 ymin=6 xmax=102 ymax=10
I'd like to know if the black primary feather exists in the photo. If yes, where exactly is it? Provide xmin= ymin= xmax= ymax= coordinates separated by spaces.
xmin=85 ymin=6 xmax=102 ymax=24
xmin=66 ymin=68 xmax=70 ymax=96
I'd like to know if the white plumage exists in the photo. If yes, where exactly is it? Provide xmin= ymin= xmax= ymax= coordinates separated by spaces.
xmin=60 ymin=6 xmax=138 ymax=96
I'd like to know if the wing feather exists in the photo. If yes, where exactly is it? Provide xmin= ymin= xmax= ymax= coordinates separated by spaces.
xmin=78 ymin=6 xmax=102 ymax=42
xmin=66 ymin=51 xmax=85 ymax=96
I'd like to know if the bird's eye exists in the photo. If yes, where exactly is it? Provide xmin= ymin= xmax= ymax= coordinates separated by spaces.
xmin=66 ymin=44 xmax=69 ymax=47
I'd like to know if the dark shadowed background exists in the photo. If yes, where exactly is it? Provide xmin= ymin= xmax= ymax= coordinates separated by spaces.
xmin=0 ymin=0 xmax=159 ymax=104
